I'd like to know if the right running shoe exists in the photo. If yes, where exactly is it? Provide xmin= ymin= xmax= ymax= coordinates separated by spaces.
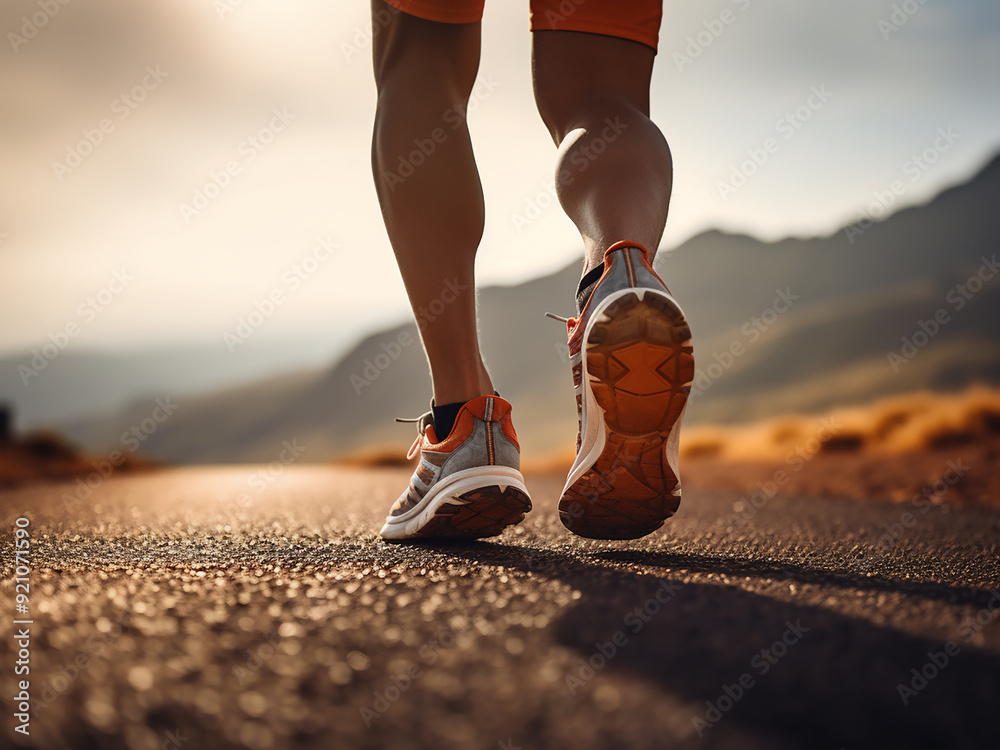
xmin=554 ymin=241 xmax=695 ymax=540
xmin=379 ymin=395 xmax=532 ymax=541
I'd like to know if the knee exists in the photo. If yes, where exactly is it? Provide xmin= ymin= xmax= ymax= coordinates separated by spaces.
xmin=372 ymin=12 xmax=480 ymax=103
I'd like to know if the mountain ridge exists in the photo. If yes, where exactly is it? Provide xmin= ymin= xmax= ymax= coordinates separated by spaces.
xmin=48 ymin=151 xmax=1000 ymax=462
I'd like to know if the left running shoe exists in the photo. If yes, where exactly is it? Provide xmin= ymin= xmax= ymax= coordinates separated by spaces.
xmin=379 ymin=395 xmax=533 ymax=541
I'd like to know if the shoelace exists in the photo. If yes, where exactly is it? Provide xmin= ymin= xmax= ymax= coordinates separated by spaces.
xmin=395 ymin=412 xmax=433 ymax=460
xmin=544 ymin=312 xmax=572 ymax=324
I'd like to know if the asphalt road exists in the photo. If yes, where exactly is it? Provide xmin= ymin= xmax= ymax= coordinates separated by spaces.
xmin=2 ymin=465 xmax=999 ymax=750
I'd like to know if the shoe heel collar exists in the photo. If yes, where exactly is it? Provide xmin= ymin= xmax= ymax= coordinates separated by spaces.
xmin=461 ymin=395 xmax=512 ymax=423
xmin=604 ymin=240 xmax=651 ymax=262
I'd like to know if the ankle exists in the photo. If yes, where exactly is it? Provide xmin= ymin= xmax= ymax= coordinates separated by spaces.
xmin=431 ymin=374 xmax=494 ymax=407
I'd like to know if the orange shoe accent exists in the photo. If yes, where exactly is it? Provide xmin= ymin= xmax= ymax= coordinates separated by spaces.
xmin=429 ymin=407 xmax=477 ymax=452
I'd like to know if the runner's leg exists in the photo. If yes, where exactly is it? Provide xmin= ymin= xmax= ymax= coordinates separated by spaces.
xmin=371 ymin=0 xmax=492 ymax=406
xmin=532 ymin=31 xmax=672 ymax=275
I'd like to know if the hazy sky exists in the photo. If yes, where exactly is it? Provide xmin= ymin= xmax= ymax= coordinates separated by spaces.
xmin=1 ymin=0 xmax=998 ymax=358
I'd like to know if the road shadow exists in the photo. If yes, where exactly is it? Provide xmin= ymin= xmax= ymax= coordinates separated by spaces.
xmin=433 ymin=541 xmax=1000 ymax=750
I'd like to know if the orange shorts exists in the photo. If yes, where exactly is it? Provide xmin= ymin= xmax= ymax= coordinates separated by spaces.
xmin=384 ymin=0 xmax=663 ymax=51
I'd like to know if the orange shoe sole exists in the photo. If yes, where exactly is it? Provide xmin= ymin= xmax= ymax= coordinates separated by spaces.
xmin=560 ymin=290 xmax=694 ymax=540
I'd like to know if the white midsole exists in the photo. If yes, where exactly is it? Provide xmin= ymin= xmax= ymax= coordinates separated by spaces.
xmin=380 ymin=466 xmax=528 ymax=539
xmin=561 ymin=287 xmax=687 ymax=496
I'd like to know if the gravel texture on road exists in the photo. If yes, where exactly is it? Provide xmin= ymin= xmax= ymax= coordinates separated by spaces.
xmin=2 ymin=466 xmax=998 ymax=750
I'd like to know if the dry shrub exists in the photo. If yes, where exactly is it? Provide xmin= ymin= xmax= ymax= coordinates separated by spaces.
xmin=680 ymin=385 xmax=1000 ymax=461
xmin=334 ymin=445 xmax=414 ymax=468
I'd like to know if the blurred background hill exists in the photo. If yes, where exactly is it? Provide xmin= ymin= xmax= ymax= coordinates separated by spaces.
xmin=5 ymin=152 xmax=995 ymax=464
